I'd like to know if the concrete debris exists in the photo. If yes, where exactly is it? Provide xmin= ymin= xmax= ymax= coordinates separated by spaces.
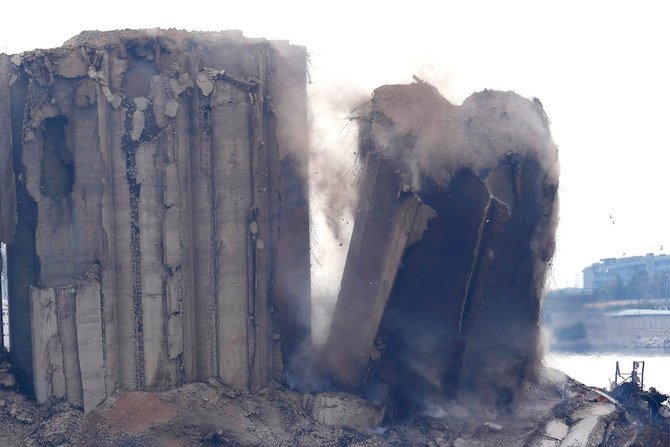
xmin=0 ymin=377 xmax=386 ymax=447
xmin=0 ymin=345 xmax=666 ymax=446
xmin=453 ymin=438 xmax=483 ymax=447
xmin=164 ymin=99 xmax=179 ymax=118
xmin=0 ymin=365 xmax=15 ymax=388
xmin=559 ymin=404 xmax=617 ymax=447
xmin=482 ymin=421 xmax=502 ymax=431
xmin=545 ymin=419 xmax=569 ymax=440
xmin=196 ymin=71 xmax=215 ymax=96
xmin=0 ymin=29 xmax=311 ymax=412
xmin=168 ymin=72 xmax=193 ymax=95
xmin=0 ymin=373 xmax=15 ymax=388
xmin=133 ymin=96 xmax=148 ymax=110
xmin=130 ymin=109 xmax=145 ymax=140
xmin=303 ymin=392 xmax=385 ymax=428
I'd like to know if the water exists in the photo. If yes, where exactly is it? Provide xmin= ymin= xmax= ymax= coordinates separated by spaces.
xmin=545 ymin=351 xmax=670 ymax=393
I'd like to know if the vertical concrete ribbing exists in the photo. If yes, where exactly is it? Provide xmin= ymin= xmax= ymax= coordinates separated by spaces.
xmin=7 ymin=72 xmax=35 ymax=395
xmin=30 ymin=287 xmax=66 ymax=402
xmin=75 ymin=276 xmax=107 ymax=411
xmin=55 ymin=287 xmax=83 ymax=404
xmin=188 ymin=79 xmax=217 ymax=379
xmin=163 ymin=125 xmax=184 ymax=383
xmin=212 ymin=82 xmax=253 ymax=389
xmin=136 ymin=139 xmax=166 ymax=388
xmin=249 ymin=69 xmax=272 ymax=390
xmin=96 ymin=76 xmax=120 ymax=395
xmin=111 ymin=102 xmax=137 ymax=390
xmin=175 ymin=89 xmax=197 ymax=381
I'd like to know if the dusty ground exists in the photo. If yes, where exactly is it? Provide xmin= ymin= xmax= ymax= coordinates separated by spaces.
xmin=0 ymin=351 xmax=667 ymax=447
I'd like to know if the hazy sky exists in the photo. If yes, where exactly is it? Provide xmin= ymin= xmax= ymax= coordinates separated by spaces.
xmin=1 ymin=0 xmax=668 ymax=290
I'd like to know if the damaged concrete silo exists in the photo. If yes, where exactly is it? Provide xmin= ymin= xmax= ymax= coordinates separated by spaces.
xmin=320 ymin=82 xmax=559 ymax=414
xmin=0 ymin=30 xmax=311 ymax=411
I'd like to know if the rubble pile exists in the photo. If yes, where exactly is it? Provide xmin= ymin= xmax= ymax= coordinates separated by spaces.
xmin=1 ymin=354 xmax=666 ymax=446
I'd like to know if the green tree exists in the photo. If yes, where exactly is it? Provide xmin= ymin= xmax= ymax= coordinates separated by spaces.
xmin=629 ymin=271 xmax=651 ymax=299
xmin=612 ymin=276 xmax=628 ymax=299
xmin=651 ymin=271 xmax=670 ymax=299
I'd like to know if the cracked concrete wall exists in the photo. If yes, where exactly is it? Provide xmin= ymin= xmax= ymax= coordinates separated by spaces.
xmin=0 ymin=55 xmax=17 ymax=354
xmin=320 ymin=82 xmax=559 ymax=413
xmin=0 ymin=30 xmax=310 ymax=411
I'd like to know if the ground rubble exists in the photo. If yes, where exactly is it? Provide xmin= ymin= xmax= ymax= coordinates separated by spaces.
xmin=1 ymin=354 xmax=666 ymax=447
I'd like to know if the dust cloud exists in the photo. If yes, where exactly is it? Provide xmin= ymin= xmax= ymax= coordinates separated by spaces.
xmin=307 ymin=79 xmax=367 ymax=342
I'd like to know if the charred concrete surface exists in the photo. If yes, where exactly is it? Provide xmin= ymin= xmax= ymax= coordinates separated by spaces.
xmin=0 ymin=29 xmax=311 ymax=411
xmin=320 ymin=82 xmax=560 ymax=413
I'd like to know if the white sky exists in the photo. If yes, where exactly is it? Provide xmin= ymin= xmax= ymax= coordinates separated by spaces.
xmin=1 ymin=0 xmax=669 ymax=290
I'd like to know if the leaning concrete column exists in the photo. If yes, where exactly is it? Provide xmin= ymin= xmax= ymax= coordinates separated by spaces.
xmin=320 ymin=82 xmax=559 ymax=411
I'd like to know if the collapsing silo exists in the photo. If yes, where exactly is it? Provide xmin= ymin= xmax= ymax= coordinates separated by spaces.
xmin=0 ymin=29 xmax=311 ymax=411
xmin=320 ymin=81 xmax=559 ymax=414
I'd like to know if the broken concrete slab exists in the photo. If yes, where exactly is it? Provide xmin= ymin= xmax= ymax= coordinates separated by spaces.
xmin=0 ymin=29 xmax=311 ymax=409
xmin=55 ymin=50 xmax=88 ymax=79
xmin=9 ymin=55 xmax=22 ymax=67
xmin=531 ymin=419 xmax=570 ymax=447
xmin=75 ymin=274 xmax=106 ymax=412
xmin=196 ymin=71 xmax=215 ymax=96
xmin=164 ymin=99 xmax=179 ymax=117
xmin=546 ymin=419 xmax=570 ymax=441
xmin=483 ymin=421 xmax=502 ymax=431
xmin=168 ymin=72 xmax=193 ymax=96
xmin=560 ymin=404 xmax=618 ymax=447
xmin=30 ymin=286 xmax=66 ymax=403
xmin=304 ymin=392 xmax=385 ymax=429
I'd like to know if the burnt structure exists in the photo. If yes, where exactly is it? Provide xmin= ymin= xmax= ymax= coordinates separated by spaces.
xmin=0 ymin=30 xmax=311 ymax=411
xmin=320 ymin=82 xmax=559 ymax=412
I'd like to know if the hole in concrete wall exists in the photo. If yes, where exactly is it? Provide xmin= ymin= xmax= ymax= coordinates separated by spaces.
xmin=124 ymin=60 xmax=158 ymax=98
xmin=1 ymin=242 xmax=9 ymax=350
xmin=41 ymin=116 xmax=74 ymax=198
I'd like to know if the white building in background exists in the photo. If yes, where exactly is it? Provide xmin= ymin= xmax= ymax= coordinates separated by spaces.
xmin=583 ymin=253 xmax=670 ymax=290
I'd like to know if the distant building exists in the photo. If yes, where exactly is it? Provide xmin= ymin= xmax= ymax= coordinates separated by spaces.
xmin=583 ymin=253 xmax=670 ymax=290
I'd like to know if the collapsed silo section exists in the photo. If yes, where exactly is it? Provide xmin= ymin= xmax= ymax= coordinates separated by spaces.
xmin=320 ymin=82 xmax=559 ymax=414
xmin=0 ymin=29 xmax=310 ymax=411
